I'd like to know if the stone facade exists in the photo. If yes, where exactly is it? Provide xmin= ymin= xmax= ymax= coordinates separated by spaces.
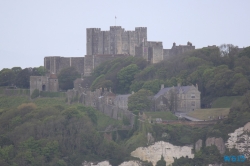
xmin=153 ymin=84 xmax=201 ymax=112
xmin=44 ymin=56 xmax=84 ymax=75
xmin=83 ymin=54 xmax=129 ymax=76
xmin=30 ymin=74 xmax=59 ymax=95
xmin=86 ymin=26 xmax=147 ymax=55
xmin=43 ymin=26 xmax=196 ymax=77
xmin=66 ymin=85 xmax=135 ymax=126
xmin=87 ymin=26 xmax=195 ymax=65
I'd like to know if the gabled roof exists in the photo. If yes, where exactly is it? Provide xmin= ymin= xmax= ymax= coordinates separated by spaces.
xmin=154 ymin=87 xmax=172 ymax=99
xmin=114 ymin=94 xmax=131 ymax=101
xmin=154 ymin=85 xmax=195 ymax=99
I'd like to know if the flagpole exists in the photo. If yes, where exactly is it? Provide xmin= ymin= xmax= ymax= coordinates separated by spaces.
xmin=115 ymin=16 xmax=116 ymax=26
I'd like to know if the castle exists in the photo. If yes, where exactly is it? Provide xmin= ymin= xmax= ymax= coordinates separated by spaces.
xmin=31 ymin=26 xmax=197 ymax=96
xmin=43 ymin=26 xmax=195 ymax=76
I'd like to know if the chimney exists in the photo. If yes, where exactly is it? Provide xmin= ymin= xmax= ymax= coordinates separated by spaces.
xmin=161 ymin=84 xmax=164 ymax=90
xmin=132 ymin=91 xmax=134 ymax=94
xmin=177 ymin=83 xmax=181 ymax=87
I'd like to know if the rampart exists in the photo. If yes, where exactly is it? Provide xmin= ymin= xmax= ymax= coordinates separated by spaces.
xmin=66 ymin=88 xmax=136 ymax=127
xmin=86 ymin=26 xmax=147 ymax=55
xmin=44 ymin=56 xmax=84 ymax=75
xmin=43 ymin=26 xmax=197 ymax=77
xmin=84 ymin=54 xmax=130 ymax=76
xmin=163 ymin=42 xmax=195 ymax=60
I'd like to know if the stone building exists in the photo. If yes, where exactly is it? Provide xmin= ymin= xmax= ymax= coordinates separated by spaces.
xmin=153 ymin=84 xmax=200 ymax=112
xmin=113 ymin=94 xmax=131 ymax=110
xmin=44 ymin=56 xmax=84 ymax=75
xmin=83 ymin=54 xmax=129 ymax=76
xmin=43 ymin=26 xmax=196 ymax=77
xmin=30 ymin=74 xmax=59 ymax=95
xmin=87 ymin=26 xmax=195 ymax=64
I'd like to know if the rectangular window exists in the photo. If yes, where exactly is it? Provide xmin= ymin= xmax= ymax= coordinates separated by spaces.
xmin=191 ymin=101 xmax=195 ymax=106
xmin=191 ymin=94 xmax=195 ymax=98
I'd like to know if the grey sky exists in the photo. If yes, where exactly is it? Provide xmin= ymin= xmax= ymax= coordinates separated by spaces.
xmin=0 ymin=0 xmax=250 ymax=70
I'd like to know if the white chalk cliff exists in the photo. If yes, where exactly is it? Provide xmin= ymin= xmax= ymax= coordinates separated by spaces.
xmin=82 ymin=160 xmax=142 ymax=166
xmin=225 ymin=122 xmax=250 ymax=158
xmin=131 ymin=141 xmax=194 ymax=166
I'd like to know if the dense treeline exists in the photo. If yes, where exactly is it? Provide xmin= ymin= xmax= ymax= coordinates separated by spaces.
xmin=0 ymin=66 xmax=45 ymax=89
xmin=0 ymin=99 xmax=128 ymax=166
xmin=88 ymin=45 xmax=250 ymax=107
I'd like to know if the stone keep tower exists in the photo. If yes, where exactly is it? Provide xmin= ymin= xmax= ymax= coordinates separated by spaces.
xmin=86 ymin=26 xmax=147 ymax=56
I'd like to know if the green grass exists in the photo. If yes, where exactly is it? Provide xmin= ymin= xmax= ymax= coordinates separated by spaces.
xmin=0 ymin=87 xmax=5 ymax=94
xmin=33 ymin=97 xmax=67 ymax=108
xmin=211 ymin=96 xmax=242 ymax=108
xmin=96 ymin=111 xmax=123 ymax=131
xmin=0 ymin=96 xmax=29 ymax=109
xmin=144 ymin=111 xmax=177 ymax=120
xmin=187 ymin=108 xmax=230 ymax=120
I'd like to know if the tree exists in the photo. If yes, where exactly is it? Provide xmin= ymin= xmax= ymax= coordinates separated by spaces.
xmin=0 ymin=69 xmax=15 ymax=86
xmin=11 ymin=67 xmax=22 ymax=74
xmin=128 ymin=89 xmax=153 ymax=113
xmin=142 ymin=79 xmax=163 ymax=94
xmin=14 ymin=68 xmax=32 ymax=88
xmin=117 ymin=64 xmax=139 ymax=94
xmin=58 ymin=67 xmax=80 ymax=90
xmin=168 ymin=88 xmax=178 ymax=112
xmin=156 ymin=155 xmax=166 ymax=166
xmin=32 ymin=66 xmax=46 ymax=76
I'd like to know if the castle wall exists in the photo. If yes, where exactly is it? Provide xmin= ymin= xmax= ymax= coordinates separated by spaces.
xmin=147 ymin=42 xmax=163 ymax=64
xmin=163 ymin=43 xmax=195 ymax=59
xmin=135 ymin=27 xmax=147 ymax=45
xmin=71 ymin=57 xmax=84 ymax=75
xmin=103 ymin=31 xmax=110 ymax=54
xmin=86 ymin=26 xmax=147 ymax=56
xmin=58 ymin=57 xmax=70 ymax=73
xmin=44 ymin=56 xmax=84 ymax=75
xmin=44 ymin=57 xmax=51 ymax=72
xmin=122 ymin=31 xmax=129 ymax=54
xmin=86 ymin=28 xmax=93 ymax=55
xmin=46 ymin=56 xmax=60 ymax=74
xmin=84 ymin=55 xmax=94 ymax=76
xmin=49 ymin=78 xmax=59 ymax=92
xmin=30 ymin=76 xmax=49 ymax=95
xmin=128 ymin=31 xmax=136 ymax=55
xmin=110 ymin=26 xmax=123 ymax=54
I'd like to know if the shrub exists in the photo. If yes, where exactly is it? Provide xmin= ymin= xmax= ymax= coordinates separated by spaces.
xmin=31 ymin=89 xmax=39 ymax=99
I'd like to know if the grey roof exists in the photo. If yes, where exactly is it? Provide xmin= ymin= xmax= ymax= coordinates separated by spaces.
xmin=154 ymin=86 xmax=193 ymax=99
xmin=114 ymin=94 xmax=131 ymax=101
xmin=154 ymin=87 xmax=171 ymax=99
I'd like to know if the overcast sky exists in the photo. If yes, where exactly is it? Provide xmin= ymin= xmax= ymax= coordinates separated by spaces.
xmin=0 ymin=0 xmax=250 ymax=70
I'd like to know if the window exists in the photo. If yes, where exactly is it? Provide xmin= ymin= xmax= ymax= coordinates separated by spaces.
xmin=191 ymin=93 xmax=195 ymax=98
xmin=191 ymin=101 xmax=195 ymax=106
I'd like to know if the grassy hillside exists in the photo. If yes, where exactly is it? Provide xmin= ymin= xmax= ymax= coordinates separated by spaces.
xmin=0 ymin=96 xmax=29 ymax=109
xmin=187 ymin=108 xmax=230 ymax=120
xmin=144 ymin=111 xmax=177 ymax=120
xmin=211 ymin=96 xmax=242 ymax=108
